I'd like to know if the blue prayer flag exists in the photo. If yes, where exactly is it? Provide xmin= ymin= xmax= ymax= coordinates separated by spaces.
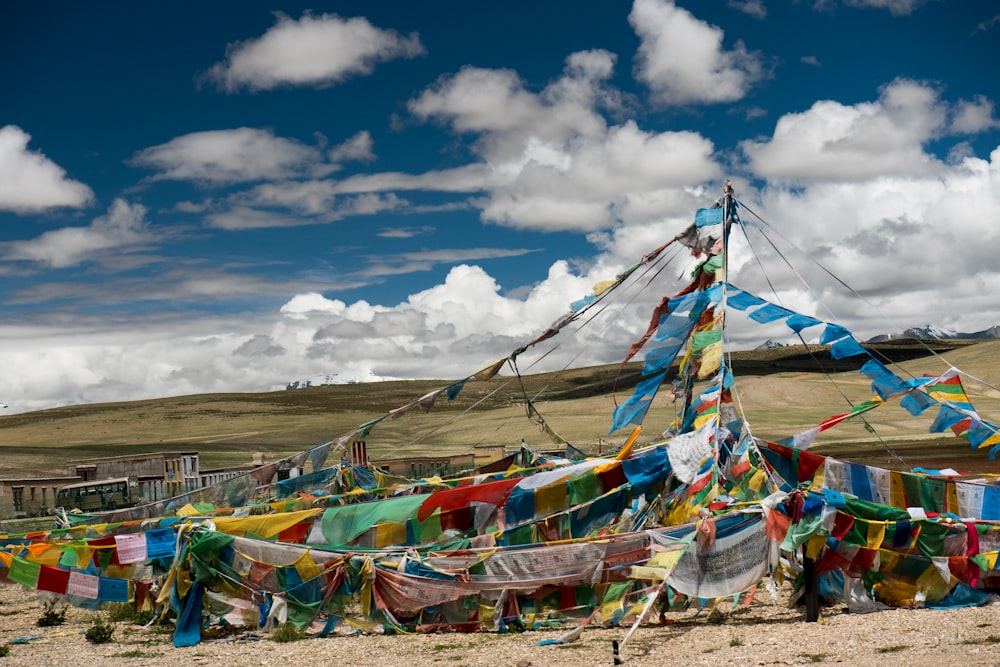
xmin=749 ymin=303 xmax=795 ymax=324
xmin=820 ymin=323 xmax=850 ymax=344
xmin=830 ymin=337 xmax=867 ymax=359
xmin=695 ymin=207 xmax=724 ymax=227
xmin=98 ymin=577 xmax=130 ymax=602
xmin=785 ymin=313 xmax=823 ymax=333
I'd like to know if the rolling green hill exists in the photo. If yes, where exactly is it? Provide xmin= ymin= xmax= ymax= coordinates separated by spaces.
xmin=2 ymin=339 xmax=999 ymax=477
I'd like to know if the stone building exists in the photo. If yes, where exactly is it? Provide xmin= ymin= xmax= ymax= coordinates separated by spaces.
xmin=66 ymin=451 xmax=201 ymax=503
xmin=0 ymin=475 xmax=81 ymax=518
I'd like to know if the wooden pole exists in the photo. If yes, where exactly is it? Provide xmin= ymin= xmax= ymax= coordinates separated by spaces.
xmin=803 ymin=554 xmax=819 ymax=622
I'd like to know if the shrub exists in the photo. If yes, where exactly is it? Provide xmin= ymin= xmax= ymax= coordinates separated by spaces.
xmin=85 ymin=614 xmax=115 ymax=644
xmin=105 ymin=602 xmax=154 ymax=625
xmin=270 ymin=622 xmax=303 ymax=643
xmin=36 ymin=602 xmax=68 ymax=627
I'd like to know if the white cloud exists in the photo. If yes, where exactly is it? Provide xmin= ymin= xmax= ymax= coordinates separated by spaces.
xmin=730 ymin=147 xmax=1000 ymax=339
xmin=409 ymin=63 xmax=609 ymax=142
xmin=479 ymin=122 xmax=719 ymax=231
xmin=629 ymin=0 xmax=769 ymax=106
xmin=0 ymin=125 xmax=94 ymax=213
xmin=408 ymin=54 xmax=720 ymax=232
xmin=211 ymin=188 xmax=407 ymax=228
xmin=233 ymin=334 xmax=286 ymax=357
xmin=741 ymin=78 xmax=950 ymax=182
xmin=206 ymin=206 xmax=310 ymax=230
xmin=236 ymin=181 xmax=337 ymax=215
xmin=728 ymin=0 xmax=767 ymax=19
xmin=4 ymin=199 xmax=154 ymax=268
xmin=836 ymin=0 xmax=927 ymax=16
xmin=328 ymin=131 xmax=376 ymax=164
xmin=204 ymin=12 xmax=425 ymax=92
xmin=130 ymin=128 xmax=327 ymax=185
xmin=377 ymin=226 xmax=435 ymax=239
xmin=332 ymin=164 xmax=499 ymax=195
xmin=3 ymin=147 xmax=999 ymax=414
xmin=975 ymin=15 xmax=1000 ymax=33
xmin=949 ymin=95 xmax=1000 ymax=134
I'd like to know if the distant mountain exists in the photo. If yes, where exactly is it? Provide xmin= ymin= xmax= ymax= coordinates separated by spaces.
xmin=867 ymin=324 xmax=1000 ymax=343
xmin=755 ymin=339 xmax=788 ymax=350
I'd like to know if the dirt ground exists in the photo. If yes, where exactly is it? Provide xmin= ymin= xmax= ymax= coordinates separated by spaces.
xmin=1 ymin=581 xmax=999 ymax=667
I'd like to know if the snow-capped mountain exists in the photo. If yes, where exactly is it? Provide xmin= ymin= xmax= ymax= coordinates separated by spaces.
xmin=278 ymin=370 xmax=400 ymax=391
xmin=867 ymin=324 xmax=1000 ymax=343
xmin=755 ymin=339 xmax=788 ymax=350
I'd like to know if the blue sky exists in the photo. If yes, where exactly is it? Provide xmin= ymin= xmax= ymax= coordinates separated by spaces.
xmin=1 ymin=0 xmax=999 ymax=413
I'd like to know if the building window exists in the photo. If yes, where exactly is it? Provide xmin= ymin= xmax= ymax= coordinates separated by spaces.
xmin=12 ymin=488 xmax=24 ymax=512
xmin=30 ymin=487 xmax=36 ymax=501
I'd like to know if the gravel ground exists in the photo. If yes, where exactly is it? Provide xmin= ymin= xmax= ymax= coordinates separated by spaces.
xmin=1 ymin=583 xmax=999 ymax=666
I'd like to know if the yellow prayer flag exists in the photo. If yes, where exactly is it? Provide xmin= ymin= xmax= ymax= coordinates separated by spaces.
xmin=534 ymin=480 xmax=568 ymax=516
xmin=24 ymin=542 xmax=61 ymax=565
xmin=866 ymin=520 xmax=887 ymax=550
xmin=946 ymin=482 xmax=960 ymax=516
xmin=616 ymin=427 xmax=642 ymax=460
xmin=212 ymin=508 xmax=322 ymax=540
xmin=176 ymin=503 xmax=202 ymax=517
xmin=157 ymin=567 xmax=176 ymax=606
xmin=915 ymin=563 xmax=953 ymax=605
xmin=176 ymin=565 xmax=193 ymax=599
xmin=374 ymin=522 xmax=407 ymax=548
xmin=806 ymin=534 xmax=826 ymax=560
xmin=664 ymin=500 xmax=698 ymax=526
xmin=648 ymin=549 xmax=685 ymax=569
xmin=697 ymin=341 xmax=724 ymax=379
xmin=889 ymin=471 xmax=906 ymax=509
xmin=293 ymin=551 xmax=322 ymax=583
xmin=599 ymin=599 xmax=623 ymax=625
xmin=478 ymin=603 xmax=494 ymax=625
xmin=592 ymin=279 xmax=616 ymax=296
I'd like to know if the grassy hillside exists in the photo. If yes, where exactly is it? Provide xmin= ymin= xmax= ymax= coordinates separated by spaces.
xmin=1 ymin=339 xmax=998 ymax=477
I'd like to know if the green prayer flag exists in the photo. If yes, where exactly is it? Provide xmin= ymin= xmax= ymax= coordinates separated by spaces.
xmin=8 ymin=556 xmax=41 ymax=588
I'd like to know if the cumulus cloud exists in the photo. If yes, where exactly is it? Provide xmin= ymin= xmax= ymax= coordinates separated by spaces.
xmin=0 ymin=125 xmax=94 ymax=213
xmin=409 ymin=61 xmax=610 ymax=142
xmin=203 ymin=12 xmax=425 ymax=92
xmin=3 ymin=199 xmax=155 ymax=268
xmin=130 ymin=128 xmax=328 ymax=185
xmin=729 ymin=147 xmax=1000 ymax=338
xmin=4 ymin=146 xmax=999 ymax=414
xmin=233 ymin=334 xmax=286 ymax=357
xmin=740 ymin=78 xmax=952 ymax=182
xmin=949 ymin=95 xmax=1000 ymax=134
xmin=5 ymin=4 xmax=1000 ymax=421
xmin=409 ymin=53 xmax=720 ymax=232
xmin=280 ymin=292 xmax=347 ymax=319
xmin=629 ymin=0 xmax=769 ymax=106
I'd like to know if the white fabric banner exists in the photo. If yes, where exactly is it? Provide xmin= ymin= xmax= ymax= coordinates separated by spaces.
xmin=667 ymin=422 xmax=715 ymax=484
xmin=667 ymin=513 xmax=770 ymax=599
